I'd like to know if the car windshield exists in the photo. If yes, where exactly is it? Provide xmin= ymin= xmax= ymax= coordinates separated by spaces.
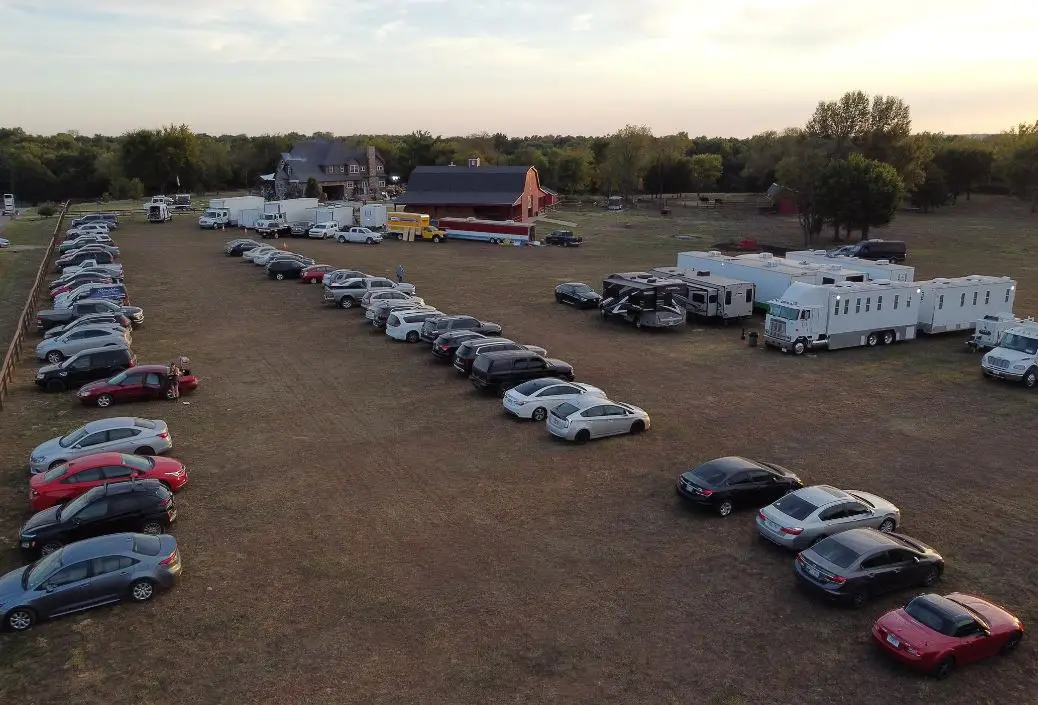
xmin=769 ymin=304 xmax=800 ymax=321
xmin=809 ymin=537 xmax=860 ymax=568
xmin=904 ymin=598 xmax=955 ymax=636
xmin=513 ymin=379 xmax=555 ymax=395
xmin=58 ymin=427 xmax=88 ymax=448
xmin=690 ymin=466 xmax=728 ymax=485
xmin=119 ymin=454 xmax=155 ymax=471
xmin=553 ymin=402 xmax=579 ymax=418
xmin=108 ymin=370 xmax=128 ymax=384
xmin=42 ymin=463 xmax=69 ymax=481
xmin=26 ymin=550 xmax=66 ymax=590
xmin=772 ymin=494 xmax=818 ymax=520
xmin=1000 ymin=333 xmax=1038 ymax=355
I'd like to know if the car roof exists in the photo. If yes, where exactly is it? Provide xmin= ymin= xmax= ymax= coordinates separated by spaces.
xmin=821 ymin=527 xmax=895 ymax=553
xmin=82 ymin=416 xmax=149 ymax=432
xmin=693 ymin=456 xmax=767 ymax=476
xmin=69 ymin=344 xmax=131 ymax=358
xmin=64 ymin=452 xmax=126 ymax=471
xmin=561 ymin=282 xmax=593 ymax=287
xmin=463 ymin=337 xmax=511 ymax=347
xmin=557 ymin=395 xmax=615 ymax=410
xmin=60 ymin=533 xmax=137 ymax=563
xmin=793 ymin=485 xmax=851 ymax=506
xmin=479 ymin=349 xmax=540 ymax=360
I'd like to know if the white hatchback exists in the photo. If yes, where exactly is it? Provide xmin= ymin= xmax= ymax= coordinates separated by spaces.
xmin=385 ymin=309 xmax=443 ymax=342
xmin=502 ymin=378 xmax=607 ymax=422
xmin=546 ymin=397 xmax=650 ymax=443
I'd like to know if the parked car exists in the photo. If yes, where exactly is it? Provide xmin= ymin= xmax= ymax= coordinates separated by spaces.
xmin=43 ymin=312 xmax=130 ymax=340
xmin=37 ymin=299 xmax=143 ymax=332
xmin=0 ymin=532 xmax=181 ymax=632
xmin=253 ymin=249 xmax=294 ymax=266
xmin=307 ymin=222 xmax=339 ymax=239
xmin=265 ymin=253 xmax=314 ymax=269
xmin=420 ymin=315 xmax=503 ymax=343
xmin=794 ymin=528 xmax=944 ymax=608
xmin=544 ymin=230 xmax=583 ymax=247
xmin=54 ymin=282 xmax=128 ymax=309
xmin=546 ymin=397 xmax=649 ymax=442
xmin=827 ymin=239 xmax=907 ymax=263
xmin=371 ymin=303 xmax=437 ymax=328
xmin=361 ymin=289 xmax=424 ymax=310
xmin=675 ymin=456 xmax=804 ymax=517
xmin=226 ymin=241 xmax=262 ymax=256
xmin=35 ymin=326 xmax=131 ymax=364
xmin=755 ymin=485 xmax=901 ymax=551
xmin=324 ymin=277 xmax=415 ymax=309
xmin=55 ymin=249 xmax=115 ymax=271
xmin=77 ymin=364 xmax=199 ymax=407
xmin=452 ymin=339 xmax=548 ymax=375
xmin=242 ymin=245 xmax=277 ymax=263
xmin=502 ymin=378 xmax=607 ymax=422
xmin=59 ymin=234 xmax=114 ymax=253
xmin=65 ymin=222 xmax=110 ymax=238
xmin=289 ymin=221 xmax=315 ymax=237
xmin=431 ymin=331 xmax=487 ymax=361
xmin=555 ymin=282 xmax=602 ymax=309
xmin=49 ymin=275 xmax=119 ymax=298
xmin=29 ymin=452 xmax=188 ymax=511
xmin=386 ymin=309 xmax=444 ymax=342
xmin=0 ymin=237 xmax=8 ymax=248
xmin=322 ymin=269 xmax=369 ymax=287
xmin=36 ymin=346 xmax=136 ymax=392
xmin=49 ymin=269 xmax=122 ymax=292
xmin=29 ymin=417 xmax=173 ymax=474
xmin=70 ymin=213 xmax=119 ymax=230
xmin=61 ymin=261 xmax=122 ymax=278
xmin=470 ymin=350 xmax=574 ymax=395
xmin=872 ymin=593 xmax=1024 ymax=678
xmin=267 ymin=259 xmax=307 ymax=280
xmin=335 ymin=226 xmax=383 ymax=244
xmin=300 ymin=264 xmax=334 ymax=284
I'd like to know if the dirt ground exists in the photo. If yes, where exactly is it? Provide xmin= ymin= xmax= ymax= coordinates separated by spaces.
xmin=0 ymin=198 xmax=1035 ymax=705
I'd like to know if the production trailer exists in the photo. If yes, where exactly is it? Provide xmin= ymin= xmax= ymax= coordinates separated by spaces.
xmin=437 ymin=217 xmax=536 ymax=245
xmin=967 ymin=312 xmax=1036 ymax=351
xmin=360 ymin=204 xmax=388 ymax=230
xmin=199 ymin=196 xmax=265 ymax=228
xmin=238 ymin=208 xmax=264 ymax=229
xmin=312 ymin=205 xmax=354 ymax=228
xmin=264 ymin=198 xmax=319 ymax=223
xmin=650 ymin=266 xmax=755 ymax=320
xmin=916 ymin=276 xmax=1016 ymax=334
xmin=764 ymin=280 xmax=920 ymax=354
xmin=675 ymin=251 xmax=867 ymax=310
xmin=785 ymin=250 xmax=915 ymax=282
xmin=600 ymin=272 xmax=687 ymax=329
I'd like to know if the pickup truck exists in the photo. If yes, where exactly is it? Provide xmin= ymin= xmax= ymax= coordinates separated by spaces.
xmin=37 ymin=298 xmax=144 ymax=332
xmin=543 ymin=230 xmax=583 ymax=247
xmin=257 ymin=214 xmax=293 ymax=238
xmin=334 ymin=227 xmax=383 ymax=244
xmin=323 ymin=277 xmax=416 ymax=309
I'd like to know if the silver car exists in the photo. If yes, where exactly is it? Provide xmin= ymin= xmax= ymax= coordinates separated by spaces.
xmin=28 ymin=417 xmax=173 ymax=473
xmin=366 ymin=298 xmax=428 ymax=321
xmin=242 ymin=245 xmax=277 ymax=262
xmin=0 ymin=532 xmax=181 ymax=632
xmin=755 ymin=485 xmax=901 ymax=551
xmin=43 ymin=314 xmax=128 ymax=339
xmin=546 ymin=397 xmax=650 ymax=443
xmin=35 ymin=325 xmax=131 ymax=364
xmin=503 ymin=379 xmax=607 ymax=421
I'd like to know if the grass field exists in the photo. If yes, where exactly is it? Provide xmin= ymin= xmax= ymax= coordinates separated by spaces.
xmin=0 ymin=197 xmax=1035 ymax=705
xmin=0 ymin=217 xmax=58 ymax=353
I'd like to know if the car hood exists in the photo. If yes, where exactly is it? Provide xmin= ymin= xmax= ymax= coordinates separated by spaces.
xmin=31 ymin=437 xmax=63 ymax=461
xmin=21 ymin=505 xmax=63 ymax=534
xmin=78 ymin=379 xmax=111 ymax=394
xmin=545 ymin=358 xmax=573 ymax=371
xmin=35 ymin=339 xmax=58 ymax=353
xmin=36 ymin=362 xmax=62 ymax=376
xmin=986 ymin=349 xmax=1034 ymax=365
xmin=0 ymin=566 xmax=28 ymax=598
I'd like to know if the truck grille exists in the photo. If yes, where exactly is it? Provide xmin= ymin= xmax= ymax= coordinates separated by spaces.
xmin=768 ymin=319 xmax=786 ymax=338
xmin=987 ymin=357 xmax=1010 ymax=369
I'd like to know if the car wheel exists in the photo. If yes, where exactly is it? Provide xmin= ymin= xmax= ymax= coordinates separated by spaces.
xmin=135 ymin=446 xmax=155 ymax=456
xmin=46 ymin=351 xmax=64 ymax=364
xmin=129 ymin=579 xmax=156 ymax=602
xmin=432 ymin=236 xmax=441 ymax=243
xmin=878 ymin=518 xmax=896 ymax=532
xmin=366 ymin=237 xmax=374 ymax=244
xmin=921 ymin=566 xmax=941 ymax=587
xmin=932 ymin=657 xmax=955 ymax=680
xmin=882 ymin=331 xmax=895 ymax=345
xmin=45 ymin=379 xmax=65 ymax=392
xmin=716 ymin=500 xmax=734 ymax=517
xmin=850 ymin=589 xmax=869 ymax=608
xmin=574 ymin=429 xmax=590 ymax=444
xmin=630 ymin=420 xmax=646 ymax=434
xmin=275 ymin=273 xmax=285 ymax=281
xmin=40 ymin=540 xmax=64 ymax=555
xmin=1002 ymin=631 xmax=1023 ymax=654
xmin=339 ymin=297 xmax=354 ymax=309
xmin=96 ymin=393 xmax=114 ymax=408
xmin=792 ymin=340 xmax=807 ymax=356
xmin=6 ymin=607 xmax=36 ymax=632
xmin=405 ymin=331 xmax=420 ymax=343
xmin=866 ymin=332 xmax=879 ymax=347
xmin=140 ymin=520 xmax=163 ymax=535
xmin=555 ymin=294 xmax=562 ymax=303
xmin=531 ymin=407 xmax=548 ymax=422
xmin=1023 ymin=368 xmax=1037 ymax=389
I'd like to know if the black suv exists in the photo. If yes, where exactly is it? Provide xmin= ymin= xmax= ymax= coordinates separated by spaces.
xmin=469 ymin=350 xmax=574 ymax=394
xmin=267 ymin=259 xmax=306 ymax=280
xmin=36 ymin=346 xmax=136 ymax=392
xmin=431 ymin=331 xmax=487 ymax=361
xmin=420 ymin=315 xmax=503 ymax=343
xmin=18 ymin=480 xmax=176 ymax=557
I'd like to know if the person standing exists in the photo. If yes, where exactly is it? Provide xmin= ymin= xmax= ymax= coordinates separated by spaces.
xmin=395 ymin=264 xmax=405 ymax=283
xmin=166 ymin=360 xmax=182 ymax=400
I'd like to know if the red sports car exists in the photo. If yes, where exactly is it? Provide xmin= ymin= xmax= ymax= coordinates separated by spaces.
xmin=301 ymin=264 xmax=334 ymax=284
xmin=873 ymin=592 xmax=1024 ymax=678
xmin=29 ymin=451 xmax=189 ymax=511
xmin=77 ymin=364 xmax=199 ymax=407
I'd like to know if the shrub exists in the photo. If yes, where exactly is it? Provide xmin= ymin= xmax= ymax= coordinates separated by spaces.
xmin=37 ymin=203 xmax=57 ymax=217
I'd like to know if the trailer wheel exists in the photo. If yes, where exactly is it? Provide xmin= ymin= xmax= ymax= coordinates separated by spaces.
xmin=1023 ymin=368 xmax=1037 ymax=389
xmin=866 ymin=332 xmax=879 ymax=347
xmin=792 ymin=340 xmax=807 ymax=356
xmin=881 ymin=331 xmax=895 ymax=345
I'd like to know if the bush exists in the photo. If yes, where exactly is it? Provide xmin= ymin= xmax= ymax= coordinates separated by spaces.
xmin=37 ymin=203 xmax=58 ymax=217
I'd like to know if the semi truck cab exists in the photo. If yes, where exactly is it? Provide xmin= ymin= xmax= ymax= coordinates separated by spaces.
xmin=764 ymin=301 xmax=821 ymax=353
xmin=981 ymin=324 xmax=1038 ymax=387
xmin=198 ymin=208 xmax=229 ymax=228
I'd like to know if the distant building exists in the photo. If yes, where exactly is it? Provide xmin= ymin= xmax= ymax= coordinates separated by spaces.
xmin=269 ymin=138 xmax=388 ymax=201
xmin=395 ymin=157 xmax=559 ymax=222
xmin=766 ymin=182 xmax=799 ymax=215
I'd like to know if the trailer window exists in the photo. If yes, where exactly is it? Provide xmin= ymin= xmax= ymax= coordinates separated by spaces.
xmin=725 ymin=291 xmax=732 ymax=306
xmin=746 ymin=289 xmax=752 ymax=304
xmin=843 ymin=299 xmax=849 ymax=315
xmin=865 ymin=297 xmax=870 ymax=312
xmin=894 ymin=294 xmax=899 ymax=310
xmin=834 ymin=300 xmax=840 ymax=316
xmin=938 ymin=295 xmax=944 ymax=310
xmin=691 ymin=293 xmax=706 ymax=304
xmin=985 ymin=290 xmax=990 ymax=305
xmin=855 ymin=298 xmax=861 ymax=314
xmin=906 ymin=295 xmax=912 ymax=308
xmin=709 ymin=294 xmax=717 ymax=303
xmin=1005 ymin=288 xmax=1011 ymax=303
xmin=877 ymin=296 xmax=883 ymax=311
xmin=972 ymin=292 xmax=978 ymax=306
xmin=960 ymin=293 xmax=966 ymax=307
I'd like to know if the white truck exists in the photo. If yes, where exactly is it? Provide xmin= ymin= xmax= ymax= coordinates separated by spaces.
xmin=147 ymin=203 xmax=172 ymax=223
xmin=676 ymin=251 xmax=867 ymax=310
xmin=334 ymin=226 xmax=383 ymax=244
xmin=199 ymin=196 xmax=265 ymax=228
xmin=650 ymin=266 xmax=755 ymax=320
xmin=785 ymin=250 xmax=915 ymax=282
xmin=2 ymin=193 xmax=14 ymax=215
xmin=360 ymin=204 xmax=388 ymax=230
xmin=916 ymin=276 xmax=1016 ymax=334
xmin=981 ymin=320 xmax=1038 ymax=387
xmin=764 ymin=280 xmax=920 ymax=354
xmin=967 ymin=313 xmax=1036 ymax=351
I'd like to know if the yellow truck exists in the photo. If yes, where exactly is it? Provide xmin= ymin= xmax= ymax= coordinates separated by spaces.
xmin=387 ymin=212 xmax=446 ymax=243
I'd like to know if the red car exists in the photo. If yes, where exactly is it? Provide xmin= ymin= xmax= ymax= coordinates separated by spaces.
xmin=29 ymin=452 xmax=189 ymax=511
xmin=873 ymin=592 xmax=1024 ymax=678
xmin=77 ymin=364 xmax=199 ymax=407
xmin=301 ymin=264 xmax=333 ymax=284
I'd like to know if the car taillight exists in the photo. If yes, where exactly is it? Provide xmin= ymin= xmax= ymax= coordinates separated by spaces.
xmin=159 ymin=549 xmax=179 ymax=566
xmin=795 ymin=553 xmax=805 ymax=565
xmin=829 ymin=575 xmax=847 ymax=584
xmin=780 ymin=527 xmax=803 ymax=535
xmin=30 ymin=489 xmax=39 ymax=498
xmin=158 ymin=431 xmax=169 ymax=439
xmin=128 ymin=359 xmax=136 ymax=367
xmin=698 ymin=488 xmax=713 ymax=497
xmin=757 ymin=510 xmax=766 ymax=521
xmin=439 ymin=344 xmax=450 ymax=350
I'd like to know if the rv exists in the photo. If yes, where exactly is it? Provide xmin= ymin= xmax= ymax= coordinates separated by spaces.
xmin=650 ymin=266 xmax=755 ymax=320
xmin=147 ymin=203 xmax=172 ymax=223
xmin=600 ymin=273 xmax=687 ymax=329
xmin=199 ymin=196 xmax=265 ymax=228
xmin=967 ymin=313 xmax=1036 ymax=351
xmin=916 ymin=276 xmax=1016 ymax=334
xmin=980 ymin=320 xmax=1038 ymax=387
xmin=785 ymin=250 xmax=915 ymax=282
xmin=764 ymin=280 xmax=920 ymax=354
xmin=676 ymin=251 xmax=867 ymax=310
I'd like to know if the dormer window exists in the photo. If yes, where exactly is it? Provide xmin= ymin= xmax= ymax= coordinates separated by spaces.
xmin=339 ymin=165 xmax=345 ymax=173
xmin=349 ymin=164 xmax=359 ymax=174
xmin=376 ymin=164 xmax=384 ymax=173
xmin=326 ymin=166 xmax=334 ymax=175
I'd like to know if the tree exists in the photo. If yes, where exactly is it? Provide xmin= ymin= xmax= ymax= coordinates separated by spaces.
xmin=910 ymin=163 xmax=950 ymax=213
xmin=304 ymin=177 xmax=320 ymax=198
xmin=816 ymin=154 xmax=905 ymax=240
xmin=934 ymin=145 xmax=993 ymax=202
xmin=775 ymin=140 xmax=829 ymax=246
xmin=688 ymin=154 xmax=723 ymax=197
xmin=554 ymin=148 xmax=593 ymax=193
xmin=996 ymin=121 xmax=1038 ymax=212
xmin=601 ymin=125 xmax=653 ymax=199
xmin=647 ymin=133 xmax=693 ymax=200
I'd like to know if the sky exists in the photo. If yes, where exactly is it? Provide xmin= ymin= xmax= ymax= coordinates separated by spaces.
xmin=1 ymin=0 xmax=1037 ymax=138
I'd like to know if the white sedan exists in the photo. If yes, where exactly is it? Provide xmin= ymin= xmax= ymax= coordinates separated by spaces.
xmin=546 ymin=397 xmax=650 ymax=443
xmin=502 ymin=378 xmax=607 ymax=422
xmin=0 ymin=237 xmax=9 ymax=248
xmin=307 ymin=222 xmax=339 ymax=239
xmin=242 ymin=245 xmax=277 ymax=262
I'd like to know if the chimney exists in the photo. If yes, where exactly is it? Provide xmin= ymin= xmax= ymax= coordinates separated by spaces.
xmin=468 ymin=156 xmax=480 ymax=168
xmin=366 ymin=145 xmax=378 ymax=199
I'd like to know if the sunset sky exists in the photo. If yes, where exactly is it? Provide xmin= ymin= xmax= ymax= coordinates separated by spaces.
xmin=2 ymin=0 xmax=1036 ymax=137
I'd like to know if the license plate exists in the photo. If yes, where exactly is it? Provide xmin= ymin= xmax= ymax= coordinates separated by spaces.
xmin=766 ymin=519 xmax=780 ymax=531
xmin=20 ymin=541 xmax=31 ymax=548
xmin=886 ymin=633 xmax=900 ymax=648
xmin=806 ymin=565 xmax=820 ymax=578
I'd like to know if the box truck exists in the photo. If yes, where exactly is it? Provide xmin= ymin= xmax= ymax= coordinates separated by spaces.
xmin=980 ymin=319 xmax=1038 ymax=387
xmin=675 ymin=251 xmax=867 ymax=310
xmin=916 ymin=276 xmax=1016 ymax=334
xmin=199 ymin=196 xmax=265 ymax=228
xmin=650 ymin=266 xmax=755 ymax=320
xmin=360 ymin=204 xmax=388 ymax=230
xmin=312 ymin=205 xmax=354 ymax=228
xmin=785 ymin=250 xmax=914 ymax=282
xmin=386 ymin=212 xmax=446 ymax=242
xmin=265 ymin=198 xmax=319 ymax=223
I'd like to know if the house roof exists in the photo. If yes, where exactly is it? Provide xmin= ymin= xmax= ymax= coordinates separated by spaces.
xmin=396 ymin=165 xmax=532 ymax=205
xmin=282 ymin=139 xmax=384 ymax=184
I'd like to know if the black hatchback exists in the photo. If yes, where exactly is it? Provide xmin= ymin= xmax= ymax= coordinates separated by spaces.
xmin=676 ymin=456 xmax=803 ymax=517
xmin=19 ymin=479 xmax=177 ymax=557
xmin=35 ymin=346 xmax=136 ymax=392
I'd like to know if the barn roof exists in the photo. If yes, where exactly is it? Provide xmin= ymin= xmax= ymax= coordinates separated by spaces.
xmin=396 ymin=165 xmax=533 ymax=206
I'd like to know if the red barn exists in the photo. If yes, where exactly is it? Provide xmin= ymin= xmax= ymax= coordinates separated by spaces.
xmin=395 ymin=158 xmax=556 ymax=222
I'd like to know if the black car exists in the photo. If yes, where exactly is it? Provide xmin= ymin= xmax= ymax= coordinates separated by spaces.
xmin=827 ymin=239 xmax=907 ymax=263
xmin=555 ymin=282 xmax=602 ymax=309
xmin=419 ymin=315 xmax=503 ymax=343
xmin=37 ymin=300 xmax=144 ymax=331
xmin=289 ymin=221 xmax=315 ymax=237
xmin=452 ymin=338 xmax=518 ymax=374
xmin=226 ymin=241 xmax=262 ymax=256
xmin=431 ymin=331 xmax=487 ymax=361
xmin=267 ymin=259 xmax=306 ymax=280
xmin=19 ymin=480 xmax=176 ymax=557
xmin=794 ymin=528 xmax=944 ymax=608
xmin=544 ymin=230 xmax=583 ymax=247
xmin=55 ymin=250 xmax=115 ymax=272
xmin=469 ymin=350 xmax=574 ymax=395
xmin=676 ymin=456 xmax=803 ymax=517
xmin=36 ymin=346 xmax=136 ymax=392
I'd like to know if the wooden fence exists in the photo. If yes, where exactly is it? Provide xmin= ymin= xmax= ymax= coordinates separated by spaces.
xmin=0 ymin=201 xmax=71 ymax=411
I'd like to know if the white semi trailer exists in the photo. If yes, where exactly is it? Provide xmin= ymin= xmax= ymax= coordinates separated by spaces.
xmin=199 ymin=196 xmax=265 ymax=228
xmin=785 ymin=250 xmax=915 ymax=282
xmin=916 ymin=276 xmax=1016 ymax=334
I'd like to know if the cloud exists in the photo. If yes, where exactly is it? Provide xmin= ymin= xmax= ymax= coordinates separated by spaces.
xmin=571 ymin=13 xmax=592 ymax=32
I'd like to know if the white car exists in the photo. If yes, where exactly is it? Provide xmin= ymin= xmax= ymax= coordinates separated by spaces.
xmin=361 ymin=289 xmax=423 ymax=310
xmin=242 ymin=245 xmax=277 ymax=262
xmin=335 ymin=227 xmax=383 ymax=244
xmin=253 ymin=249 xmax=290 ymax=266
xmin=502 ymin=379 xmax=608 ymax=422
xmin=307 ymin=222 xmax=339 ymax=239
xmin=385 ymin=309 xmax=443 ymax=342
xmin=65 ymin=223 xmax=110 ymax=238
xmin=0 ymin=237 xmax=9 ymax=248
xmin=546 ymin=397 xmax=650 ymax=443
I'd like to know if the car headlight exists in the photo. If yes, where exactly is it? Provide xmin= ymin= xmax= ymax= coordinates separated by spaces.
xmin=1012 ymin=364 xmax=1027 ymax=371
xmin=59 ymin=371 xmax=68 ymax=377
xmin=981 ymin=355 xmax=990 ymax=364
xmin=78 ymin=389 xmax=89 ymax=396
xmin=36 ymin=373 xmax=44 ymax=379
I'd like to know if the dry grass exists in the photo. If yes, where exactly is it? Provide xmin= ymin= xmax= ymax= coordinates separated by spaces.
xmin=0 ymin=218 xmax=56 ymax=352
xmin=0 ymin=196 xmax=1035 ymax=705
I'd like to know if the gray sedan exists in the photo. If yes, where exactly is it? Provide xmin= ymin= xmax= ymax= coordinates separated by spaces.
xmin=755 ymin=485 xmax=901 ymax=551
xmin=35 ymin=326 xmax=131 ymax=363
xmin=0 ymin=532 xmax=181 ymax=632
xmin=29 ymin=417 xmax=173 ymax=473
